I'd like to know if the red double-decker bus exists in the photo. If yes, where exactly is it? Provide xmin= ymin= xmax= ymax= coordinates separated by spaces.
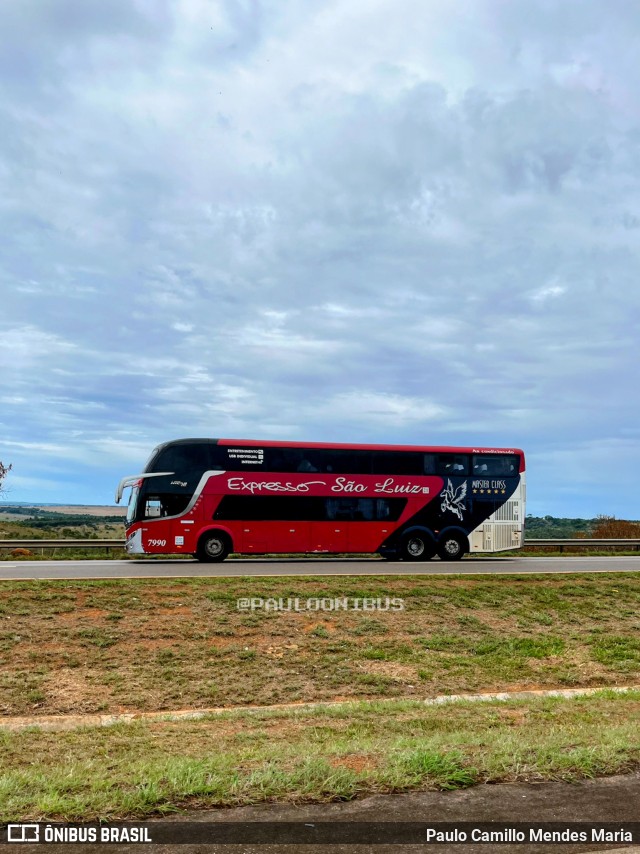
xmin=115 ymin=438 xmax=525 ymax=562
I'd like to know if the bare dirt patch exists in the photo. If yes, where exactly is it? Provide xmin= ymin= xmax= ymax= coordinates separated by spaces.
xmin=59 ymin=607 xmax=109 ymax=621
xmin=41 ymin=668 xmax=115 ymax=714
xmin=357 ymin=660 xmax=418 ymax=681
xmin=329 ymin=753 xmax=378 ymax=773
xmin=497 ymin=707 xmax=529 ymax=726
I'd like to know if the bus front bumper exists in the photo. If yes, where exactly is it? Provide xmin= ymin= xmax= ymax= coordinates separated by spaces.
xmin=125 ymin=530 xmax=145 ymax=554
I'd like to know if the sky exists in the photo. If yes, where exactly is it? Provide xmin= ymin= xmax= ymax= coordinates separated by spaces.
xmin=1 ymin=0 xmax=639 ymax=517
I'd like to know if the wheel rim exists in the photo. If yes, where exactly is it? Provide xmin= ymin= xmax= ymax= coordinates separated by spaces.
xmin=443 ymin=538 xmax=461 ymax=556
xmin=205 ymin=538 xmax=224 ymax=557
xmin=406 ymin=537 xmax=425 ymax=557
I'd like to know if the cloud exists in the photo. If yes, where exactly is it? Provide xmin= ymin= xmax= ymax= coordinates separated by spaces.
xmin=1 ymin=0 xmax=639 ymax=516
xmin=528 ymin=280 xmax=566 ymax=303
xmin=328 ymin=391 xmax=449 ymax=428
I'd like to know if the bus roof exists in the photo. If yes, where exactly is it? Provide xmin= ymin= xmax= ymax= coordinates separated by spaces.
xmin=155 ymin=438 xmax=524 ymax=457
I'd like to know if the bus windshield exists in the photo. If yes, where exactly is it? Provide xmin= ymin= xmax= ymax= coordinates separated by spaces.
xmin=126 ymin=487 xmax=140 ymax=525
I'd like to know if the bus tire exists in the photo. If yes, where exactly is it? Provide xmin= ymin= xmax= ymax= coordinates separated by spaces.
xmin=196 ymin=531 xmax=231 ymax=563
xmin=437 ymin=532 xmax=466 ymax=561
xmin=400 ymin=531 xmax=435 ymax=561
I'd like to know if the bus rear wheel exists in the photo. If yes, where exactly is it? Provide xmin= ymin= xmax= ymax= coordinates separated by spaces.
xmin=400 ymin=532 xmax=434 ymax=561
xmin=437 ymin=533 xmax=466 ymax=561
xmin=196 ymin=532 xmax=231 ymax=563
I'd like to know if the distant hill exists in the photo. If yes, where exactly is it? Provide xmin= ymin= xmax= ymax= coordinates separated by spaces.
xmin=0 ymin=505 xmax=125 ymax=540
xmin=0 ymin=504 xmax=125 ymax=517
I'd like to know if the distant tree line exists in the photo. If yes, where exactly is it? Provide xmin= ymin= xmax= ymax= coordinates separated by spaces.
xmin=0 ymin=507 xmax=99 ymax=522
xmin=590 ymin=515 xmax=640 ymax=538
xmin=0 ymin=507 xmax=120 ymax=530
xmin=526 ymin=515 xmax=640 ymax=538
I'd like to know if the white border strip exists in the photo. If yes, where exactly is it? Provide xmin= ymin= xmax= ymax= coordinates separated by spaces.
xmin=2 ymin=685 xmax=639 ymax=732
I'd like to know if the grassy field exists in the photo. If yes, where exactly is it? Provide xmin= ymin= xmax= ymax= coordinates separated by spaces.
xmin=1 ymin=572 xmax=639 ymax=820
xmin=1 ymin=691 xmax=639 ymax=821
xmin=2 ymin=574 xmax=640 ymax=715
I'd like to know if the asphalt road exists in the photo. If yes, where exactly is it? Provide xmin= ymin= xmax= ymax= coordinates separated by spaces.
xmin=2 ymin=555 xmax=640 ymax=580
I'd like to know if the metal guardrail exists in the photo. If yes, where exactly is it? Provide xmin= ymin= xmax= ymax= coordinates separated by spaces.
xmin=521 ymin=538 xmax=640 ymax=552
xmin=1 ymin=538 xmax=640 ymax=553
xmin=0 ymin=539 xmax=124 ymax=550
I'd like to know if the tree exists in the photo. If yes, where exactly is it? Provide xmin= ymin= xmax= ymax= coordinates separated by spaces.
xmin=591 ymin=514 xmax=640 ymax=538
xmin=0 ymin=461 xmax=11 ymax=494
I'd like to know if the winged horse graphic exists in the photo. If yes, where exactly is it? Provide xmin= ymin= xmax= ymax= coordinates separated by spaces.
xmin=440 ymin=479 xmax=467 ymax=520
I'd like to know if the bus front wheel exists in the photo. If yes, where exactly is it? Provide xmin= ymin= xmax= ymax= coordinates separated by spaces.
xmin=437 ymin=533 xmax=466 ymax=561
xmin=400 ymin=532 xmax=435 ymax=561
xmin=196 ymin=532 xmax=231 ymax=563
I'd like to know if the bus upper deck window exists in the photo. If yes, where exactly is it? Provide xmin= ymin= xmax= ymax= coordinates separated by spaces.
xmin=423 ymin=454 xmax=436 ymax=474
xmin=472 ymin=454 xmax=519 ymax=476
xmin=437 ymin=454 xmax=469 ymax=475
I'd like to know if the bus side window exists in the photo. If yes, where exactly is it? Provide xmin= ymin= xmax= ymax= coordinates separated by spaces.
xmin=423 ymin=454 xmax=436 ymax=474
xmin=437 ymin=454 xmax=469 ymax=475
xmin=326 ymin=498 xmax=375 ymax=521
xmin=145 ymin=498 xmax=162 ymax=518
xmin=472 ymin=454 xmax=518 ymax=476
xmin=208 ymin=445 xmax=226 ymax=471
xmin=264 ymin=450 xmax=285 ymax=471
